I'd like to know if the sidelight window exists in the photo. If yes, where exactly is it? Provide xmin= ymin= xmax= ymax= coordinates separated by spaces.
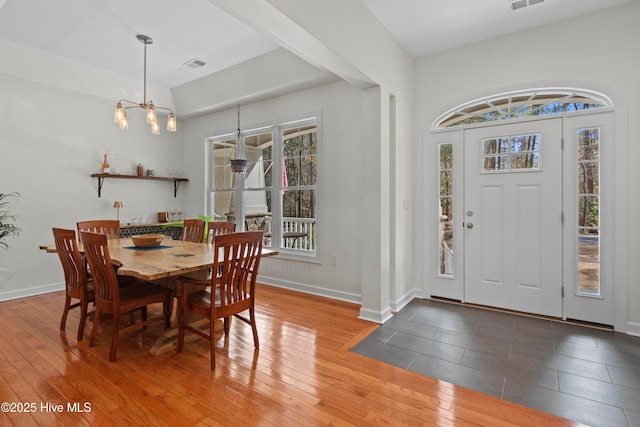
xmin=438 ymin=143 xmax=453 ymax=276
xmin=577 ymin=127 xmax=600 ymax=296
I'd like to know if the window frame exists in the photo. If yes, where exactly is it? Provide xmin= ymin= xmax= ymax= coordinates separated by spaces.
xmin=432 ymin=88 xmax=613 ymax=130
xmin=205 ymin=113 xmax=320 ymax=261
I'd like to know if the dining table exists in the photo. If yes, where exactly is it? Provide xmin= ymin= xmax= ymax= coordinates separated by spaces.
xmin=41 ymin=236 xmax=278 ymax=354
xmin=41 ymin=237 xmax=278 ymax=281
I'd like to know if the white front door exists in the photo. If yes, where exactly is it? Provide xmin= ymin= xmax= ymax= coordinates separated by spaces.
xmin=463 ymin=119 xmax=563 ymax=317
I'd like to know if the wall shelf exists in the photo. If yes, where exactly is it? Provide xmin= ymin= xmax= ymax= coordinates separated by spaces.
xmin=90 ymin=174 xmax=188 ymax=198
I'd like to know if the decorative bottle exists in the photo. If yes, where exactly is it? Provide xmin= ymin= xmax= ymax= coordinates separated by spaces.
xmin=113 ymin=152 xmax=121 ymax=175
xmin=102 ymin=153 xmax=110 ymax=174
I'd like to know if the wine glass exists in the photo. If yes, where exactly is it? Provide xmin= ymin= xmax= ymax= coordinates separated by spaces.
xmin=177 ymin=209 xmax=183 ymax=221
xmin=170 ymin=209 xmax=176 ymax=221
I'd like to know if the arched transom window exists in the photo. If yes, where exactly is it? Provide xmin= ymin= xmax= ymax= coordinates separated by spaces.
xmin=433 ymin=88 xmax=612 ymax=129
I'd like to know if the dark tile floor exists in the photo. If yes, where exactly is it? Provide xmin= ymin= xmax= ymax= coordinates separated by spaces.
xmin=350 ymin=298 xmax=640 ymax=427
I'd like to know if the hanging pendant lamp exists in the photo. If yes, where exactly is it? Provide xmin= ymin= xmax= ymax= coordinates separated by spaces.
xmin=113 ymin=35 xmax=177 ymax=134
xmin=229 ymin=100 xmax=249 ymax=173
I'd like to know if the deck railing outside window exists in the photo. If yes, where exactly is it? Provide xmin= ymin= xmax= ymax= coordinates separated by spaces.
xmin=282 ymin=217 xmax=315 ymax=251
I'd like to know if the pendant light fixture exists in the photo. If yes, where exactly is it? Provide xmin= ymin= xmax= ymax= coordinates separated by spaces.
xmin=229 ymin=100 xmax=249 ymax=173
xmin=113 ymin=35 xmax=177 ymax=134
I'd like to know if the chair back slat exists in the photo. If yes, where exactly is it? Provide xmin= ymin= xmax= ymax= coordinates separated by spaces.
xmin=77 ymin=220 xmax=121 ymax=240
xmin=213 ymin=231 xmax=263 ymax=309
xmin=206 ymin=221 xmax=236 ymax=243
xmin=80 ymin=231 xmax=119 ymax=309
xmin=53 ymin=228 xmax=86 ymax=295
xmin=181 ymin=219 xmax=206 ymax=243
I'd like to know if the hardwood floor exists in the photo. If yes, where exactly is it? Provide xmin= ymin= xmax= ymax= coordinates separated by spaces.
xmin=0 ymin=284 xmax=584 ymax=426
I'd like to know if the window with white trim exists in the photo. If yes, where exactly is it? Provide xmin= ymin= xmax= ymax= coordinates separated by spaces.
xmin=482 ymin=133 xmax=540 ymax=172
xmin=206 ymin=116 xmax=318 ymax=256
xmin=577 ymin=127 xmax=600 ymax=296
xmin=438 ymin=143 xmax=454 ymax=276
xmin=433 ymin=89 xmax=611 ymax=129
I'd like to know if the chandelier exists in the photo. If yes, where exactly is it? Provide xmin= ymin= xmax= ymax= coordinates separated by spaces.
xmin=113 ymin=35 xmax=176 ymax=134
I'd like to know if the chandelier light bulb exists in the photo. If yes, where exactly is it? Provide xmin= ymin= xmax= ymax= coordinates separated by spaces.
xmin=119 ymin=112 xmax=128 ymax=130
xmin=167 ymin=113 xmax=177 ymax=132
xmin=114 ymin=102 xmax=124 ymax=123
xmin=146 ymin=102 xmax=157 ymax=125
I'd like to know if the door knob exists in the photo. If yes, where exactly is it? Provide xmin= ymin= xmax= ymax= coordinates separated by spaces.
xmin=466 ymin=222 xmax=474 ymax=229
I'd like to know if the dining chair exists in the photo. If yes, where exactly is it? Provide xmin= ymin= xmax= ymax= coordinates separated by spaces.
xmin=206 ymin=221 xmax=236 ymax=243
xmin=77 ymin=219 xmax=134 ymax=287
xmin=77 ymin=219 xmax=121 ymax=239
xmin=53 ymin=228 xmax=95 ymax=341
xmin=181 ymin=218 xmax=205 ymax=243
xmin=80 ymin=231 xmax=173 ymax=362
xmin=176 ymin=231 xmax=263 ymax=370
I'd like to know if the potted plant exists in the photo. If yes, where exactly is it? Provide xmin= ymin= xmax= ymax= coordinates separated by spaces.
xmin=0 ymin=192 xmax=21 ymax=250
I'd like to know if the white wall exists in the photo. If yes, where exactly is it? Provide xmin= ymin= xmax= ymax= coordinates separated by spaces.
xmin=0 ymin=50 xmax=184 ymax=300
xmin=192 ymin=0 xmax=416 ymax=321
xmin=182 ymin=80 xmax=364 ymax=301
xmin=413 ymin=2 xmax=640 ymax=333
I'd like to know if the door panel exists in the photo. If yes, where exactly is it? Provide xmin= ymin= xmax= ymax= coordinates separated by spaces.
xmin=517 ymin=185 xmax=541 ymax=289
xmin=479 ymin=186 xmax=504 ymax=286
xmin=464 ymin=119 xmax=563 ymax=317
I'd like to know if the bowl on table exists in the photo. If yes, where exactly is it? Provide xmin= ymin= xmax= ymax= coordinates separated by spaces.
xmin=131 ymin=234 xmax=164 ymax=248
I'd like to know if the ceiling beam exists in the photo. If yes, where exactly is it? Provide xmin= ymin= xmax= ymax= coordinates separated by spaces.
xmin=206 ymin=0 xmax=376 ymax=90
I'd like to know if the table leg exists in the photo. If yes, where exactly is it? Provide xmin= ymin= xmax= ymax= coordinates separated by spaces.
xmin=149 ymin=271 xmax=222 ymax=355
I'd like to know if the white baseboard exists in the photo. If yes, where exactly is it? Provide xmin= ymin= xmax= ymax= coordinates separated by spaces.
xmin=258 ymin=276 xmax=424 ymax=325
xmin=390 ymin=288 xmax=423 ymax=313
xmin=0 ymin=282 xmax=64 ymax=302
xmin=259 ymin=275 xmax=390 ymax=324
xmin=258 ymin=275 xmax=362 ymax=305
xmin=358 ymin=306 xmax=392 ymax=324
xmin=627 ymin=322 xmax=640 ymax=337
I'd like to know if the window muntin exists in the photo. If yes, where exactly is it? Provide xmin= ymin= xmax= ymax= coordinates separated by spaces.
xmin=434 ymin=89 xmax=611 ymax=129
xmin=207 ymin=117 xmax=318 ymax=256
xmin=482 ymin=133 xmax=540 ymax=172
xmin=577 ymin=127 xmax=600 ymax=296
xmin=439 ymin=143 xmax=453 ymax=276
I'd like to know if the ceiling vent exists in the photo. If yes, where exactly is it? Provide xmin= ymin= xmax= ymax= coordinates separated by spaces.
xmin=510 ymin=0 xmax=527 ymax=10
xmin=184 ymin=58 xmax=207 ymax=69
xmin=510 ymin=0 xmax=544 ymax=11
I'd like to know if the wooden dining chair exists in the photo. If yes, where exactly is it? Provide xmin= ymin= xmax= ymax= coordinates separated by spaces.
xmin=77 ymin=219 xmax=121 ymax=239
xmin=181 ymin=218 xmax=205 ymax=243
xmin=206 ymin=221 xmax=236 ymax=243
xmin=176 ymin=231 xmax=263 ymax=370
xmin=80 ymin=231 xmax=172 ymax=362
xmin=77 ymin=219 xmax=134 ymax=286
xmin=53 ymin=228 xmax=95 ymax=341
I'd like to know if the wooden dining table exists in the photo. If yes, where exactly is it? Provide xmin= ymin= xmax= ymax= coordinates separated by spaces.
xmin=41 ymin=236 xmax=278 ymax=354
xmin=41 ymin=237 xmax=278 ymax=281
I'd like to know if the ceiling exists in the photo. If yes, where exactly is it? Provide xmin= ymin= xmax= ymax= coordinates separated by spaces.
xmin=362 ymin=0 xmax=635 ymax=58
xmin=0 ymin=0 xmax=634 ymax=90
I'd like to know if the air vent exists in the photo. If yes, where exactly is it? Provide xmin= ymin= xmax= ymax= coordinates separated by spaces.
xmin=184 ymin=58 xmax=207 ymax=69
xmin=510 ymin=0 xmax=544 ymax=11
xmin=510 ymin=0 xmax=527 ymax=10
